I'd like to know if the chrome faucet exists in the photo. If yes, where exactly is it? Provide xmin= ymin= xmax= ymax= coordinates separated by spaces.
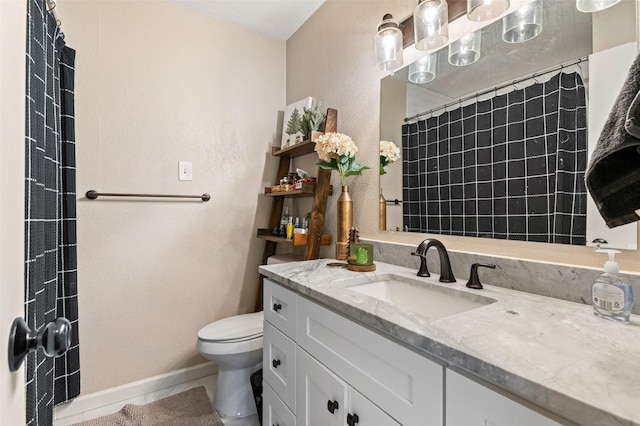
xmin=411 ymin=238 xmax=456 ymax=283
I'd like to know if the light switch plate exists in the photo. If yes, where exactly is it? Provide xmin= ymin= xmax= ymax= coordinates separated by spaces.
xmin=179 ymin=161 xmax=193 ymax=181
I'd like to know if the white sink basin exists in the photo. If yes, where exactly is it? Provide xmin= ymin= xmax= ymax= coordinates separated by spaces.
xmin=342 ymin=274 xmax=496 ymax=320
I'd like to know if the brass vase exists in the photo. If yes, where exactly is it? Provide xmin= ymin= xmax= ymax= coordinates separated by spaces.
xmin=379 ymin=190 xmax=387 ymax=231
xmin=336 ymin=185 xmax=352 ymax=260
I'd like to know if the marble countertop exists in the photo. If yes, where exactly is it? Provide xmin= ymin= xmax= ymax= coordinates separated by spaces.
xmin=259 ymin=259 xmax=640 ymax=426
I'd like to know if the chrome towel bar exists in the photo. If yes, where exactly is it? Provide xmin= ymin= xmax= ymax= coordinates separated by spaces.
xmin=86 ymin=190 xmax=210 ymax=202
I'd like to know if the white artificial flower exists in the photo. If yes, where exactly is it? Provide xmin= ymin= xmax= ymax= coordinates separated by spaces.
xmin=315 ymin=132 xmax=358 ymax=162
xmin=380 ymin=140 xmax=401 ymax=164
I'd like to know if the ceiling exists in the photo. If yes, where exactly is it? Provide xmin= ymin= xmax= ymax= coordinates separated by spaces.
xmin=173 ymin=0 xmax=325 ymax=40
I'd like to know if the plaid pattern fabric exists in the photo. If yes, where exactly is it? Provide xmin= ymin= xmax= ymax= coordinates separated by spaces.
xmin=403 ymin=72 xmax=587 ymax=245
xmin=25 ymin=1 xmax=79 ymax=424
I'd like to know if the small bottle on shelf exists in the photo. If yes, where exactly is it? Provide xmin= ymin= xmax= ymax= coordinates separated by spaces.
xmin=280 ymin=207 xmax=289 ymax=237
xmin=286 ymin=217 xmax=294 ymax=240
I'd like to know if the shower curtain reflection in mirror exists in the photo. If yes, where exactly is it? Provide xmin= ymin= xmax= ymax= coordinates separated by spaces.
xmin=402 ymin=71 xmax=587 ymax=245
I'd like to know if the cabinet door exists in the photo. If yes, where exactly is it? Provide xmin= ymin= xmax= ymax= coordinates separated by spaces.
xmin=263 ymin=321 xmax=297 ymax=412
xmin=348 ymin=387 xmax=400 ymax=426
xmin=446 ymin=370 xmax=561 ymax=426
xmin=296 ymin=347 xmax=348 ymax=426
xmin=263 ymin=381 xmax=296 ymax=426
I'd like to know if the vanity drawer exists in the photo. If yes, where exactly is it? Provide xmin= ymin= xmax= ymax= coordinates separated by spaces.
xmin=296 ymin=296 xmax=444 ymax=426
xmin=263 ymin=381 xmax=296 ymax=426
xmin=264 ymin=279 xmax=297 ymax=339
xmin=263 ymin=321 xmax=296 ymax=412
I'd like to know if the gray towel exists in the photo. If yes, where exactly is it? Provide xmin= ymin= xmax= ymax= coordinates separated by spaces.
xmin=585 ymin=50 xmax=640 ymax=228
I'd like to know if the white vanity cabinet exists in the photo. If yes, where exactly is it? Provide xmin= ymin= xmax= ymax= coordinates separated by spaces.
xmin=295 ymin=296 xmax=443 ymax=425
xmin=296 ymin=346 xmax=400 ymax=426
xmin=263 ymin=278 xmax=444 ymax=426
xmin=446 ymin=370 xmax=562 ymax=426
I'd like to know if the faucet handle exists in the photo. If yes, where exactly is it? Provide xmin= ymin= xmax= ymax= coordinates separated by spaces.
xmin=411 ymin=251 xmax=430 ymax=277
xmin=465 ymin=263 xmax=496 ymax=289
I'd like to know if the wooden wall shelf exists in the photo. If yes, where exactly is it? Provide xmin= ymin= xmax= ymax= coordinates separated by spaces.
xmin=272 ymin=140 xmax=317 ymax=158
xmin=264 ymin=182 xmax=333 ymax=197
xmin=255 ymin=108 xmax=337 ymax=311
xmin=257 ymin=229 xmax=332 ymax=246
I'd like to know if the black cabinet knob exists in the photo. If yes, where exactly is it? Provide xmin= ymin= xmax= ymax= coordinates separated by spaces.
xmin=272 ymin=359 xmax=281 ymax=368
xmin=347 ymin=413 xmax=360 ymax=425
xmin=327 ymin=399 xmax=339 ymax=414
xmin=273 ymin=303 xmax=282 ymax=312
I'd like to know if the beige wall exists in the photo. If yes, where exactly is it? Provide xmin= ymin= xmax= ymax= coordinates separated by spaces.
xmin=287 ymin=0 xmax=640 ymax=272
xmin=59 ymin=0 xmax=284 ymax=393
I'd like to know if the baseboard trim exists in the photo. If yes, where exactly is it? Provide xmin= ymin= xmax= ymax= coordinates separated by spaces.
xmin=54 ymin=362 xmax=217 ymax=419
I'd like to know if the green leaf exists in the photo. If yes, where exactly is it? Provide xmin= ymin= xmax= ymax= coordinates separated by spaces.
xmin=344 ymin=161 xmax=370 ymax=176
xmin=316 ymin=160 xmax=337 ymax=170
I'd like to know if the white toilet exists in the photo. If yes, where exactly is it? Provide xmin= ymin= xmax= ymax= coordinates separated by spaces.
xmin=197 ymin=311 xmax=263 ymax=421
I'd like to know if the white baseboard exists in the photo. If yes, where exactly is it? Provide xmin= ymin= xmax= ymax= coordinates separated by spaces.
xmin=54 ymin=362 xmax=217 ymax=420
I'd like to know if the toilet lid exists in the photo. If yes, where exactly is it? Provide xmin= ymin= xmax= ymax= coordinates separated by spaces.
xmin=198 ymin=311 xmax=263 ymax=343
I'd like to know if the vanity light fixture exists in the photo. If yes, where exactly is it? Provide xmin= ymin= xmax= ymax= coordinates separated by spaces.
xmin=375 ymin=14 xmax=404 ymax=72
xmin=414 ymin=0 xmax=449 ymax=51
xmin=408 ymin=53 xmax=437 ymax=83
xmin=448 ymin=30 xmax=482 ymax=66
xmin=576 ymin=0 xmax=621 ymax=13
xmin=467 ymin=0 xmax=510 ymax=22
xmin=502 ymin=0 xmax=543 ymax=43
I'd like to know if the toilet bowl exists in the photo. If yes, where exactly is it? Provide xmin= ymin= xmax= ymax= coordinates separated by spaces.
xmin=197 ymin=311 xmax=263 ymax=420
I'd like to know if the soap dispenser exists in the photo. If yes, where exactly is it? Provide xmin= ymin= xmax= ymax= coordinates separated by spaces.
xmin=592 ymin=249 xmax=633 ymax=323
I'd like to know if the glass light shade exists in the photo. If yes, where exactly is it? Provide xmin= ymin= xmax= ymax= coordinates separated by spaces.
xmin=467 ymin=0 xmax=510 ymax=22
xmin=375 ymin=15 xmax=403 ymax=71
xmin=414 ymin=0 xmax=449 ymax=51
xmin=408 ymin=54 xmax=437 ymax=84
xmin=502 ymin=0 xmax=543 ymax=43
xmin=576 ymin=0 xmax=621 ymax=12
xmin=448 ymin=31 xmax=481 ymax=66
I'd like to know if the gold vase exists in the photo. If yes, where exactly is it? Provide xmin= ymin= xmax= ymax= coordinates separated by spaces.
xmin=379 ymin=190 xmax=387 ymax=231
xmin=336 ymin=185 xmax=352 ymax=260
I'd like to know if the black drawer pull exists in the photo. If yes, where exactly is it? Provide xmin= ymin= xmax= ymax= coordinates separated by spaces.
xmin=273 ymin=303 xmax=282 ymax=312
xmin=327 ymin=399 xmax=339 ymax=414
xmin=347 ymin=413 xmax=360 ymax=426
xmin=272 ymin=359 xmax=281 ymax=368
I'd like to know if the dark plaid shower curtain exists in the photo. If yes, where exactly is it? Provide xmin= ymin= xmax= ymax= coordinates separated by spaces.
xmin=402 ymin=71 xmax=587 ymax=245
xmin=25 ymin=0 xmax=79 ymax=424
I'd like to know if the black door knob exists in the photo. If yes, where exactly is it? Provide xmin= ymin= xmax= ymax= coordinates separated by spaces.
xmin=272 ymin=359 xmax=281 ymax=368
xmin=273 ymin=303 xmax=282 ymax=312
xmin=8 ymin=317 xmax=71 ymax=372
xmin=327 ymin=399 xmax=339 ymax=414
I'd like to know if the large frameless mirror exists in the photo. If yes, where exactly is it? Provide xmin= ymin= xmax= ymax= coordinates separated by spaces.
xmin=379 ymin=0 xmax=638 ymax=250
